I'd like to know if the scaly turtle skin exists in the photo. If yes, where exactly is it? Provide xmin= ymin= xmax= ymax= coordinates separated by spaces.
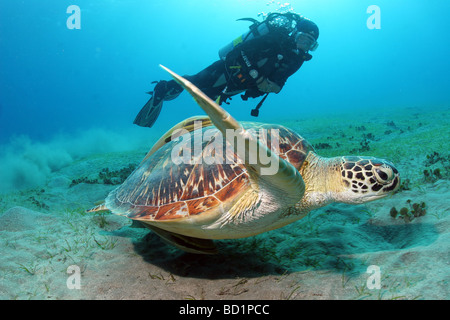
xmin=89 ymin=66 xmax=400 ymax=254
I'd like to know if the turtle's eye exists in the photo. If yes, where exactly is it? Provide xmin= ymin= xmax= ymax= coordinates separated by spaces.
xmin=373 ymin=166 xmax=394 ymax=184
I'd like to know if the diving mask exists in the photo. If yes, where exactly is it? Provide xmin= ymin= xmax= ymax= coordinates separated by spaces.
xmin=295 ymin=32 xmax=319 ymax=52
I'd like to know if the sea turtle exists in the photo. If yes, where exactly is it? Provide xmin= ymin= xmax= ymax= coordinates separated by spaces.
xmin=89 ymin=66 xmax=400 ymax=254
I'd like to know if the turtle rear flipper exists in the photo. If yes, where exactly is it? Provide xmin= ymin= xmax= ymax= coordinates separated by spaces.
xmin=145 ymin=224 xmax=218 ymax=255
xmin=86 ymin=203 xmax=109 ymax=213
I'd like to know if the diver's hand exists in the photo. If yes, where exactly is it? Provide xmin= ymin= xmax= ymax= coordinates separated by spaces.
xmin=256 ymin=78 xmax=281 ymax=94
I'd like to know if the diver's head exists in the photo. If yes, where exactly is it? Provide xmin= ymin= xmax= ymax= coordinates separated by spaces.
xmin=295 ymin=19 xmax=319 ymax=52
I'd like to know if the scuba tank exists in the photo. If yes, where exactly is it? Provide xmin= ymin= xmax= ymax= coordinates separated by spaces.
xmin=218 ymin=19 xmax=270 ymax=61
xmin=218 ymin=13 xmax=306 ymax=117
xmin=218 ymin=12 xmax=302 ymax=61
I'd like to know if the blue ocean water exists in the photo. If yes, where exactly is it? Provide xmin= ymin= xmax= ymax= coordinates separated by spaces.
xmin=0 ymin=0 xmax=449 ymax=193
xmin=1 ymin=0 xmax=449 ymax=142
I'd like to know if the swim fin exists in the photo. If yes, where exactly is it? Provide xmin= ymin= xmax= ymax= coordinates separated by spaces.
xmin=133 ymin=94 xmax=164 ymax=128
xmin=133 ymin=80 xmax=183 ymax=128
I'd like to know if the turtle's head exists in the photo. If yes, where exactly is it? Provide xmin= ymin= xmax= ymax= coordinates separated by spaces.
xmin=336 ymin=156 xmax=400 ymax=204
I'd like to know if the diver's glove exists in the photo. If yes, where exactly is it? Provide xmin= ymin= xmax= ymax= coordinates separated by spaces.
xmin=256 ymin=77 xmax=281 ymax=94
xmin=241 ymin=87 xmax=265 ymax=101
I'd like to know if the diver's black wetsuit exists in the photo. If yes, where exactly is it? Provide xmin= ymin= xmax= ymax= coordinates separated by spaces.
xmin=174 ymin=31 xmax=313 ymax=105
xmin=133 ymin=13 xmax=319 ymax=128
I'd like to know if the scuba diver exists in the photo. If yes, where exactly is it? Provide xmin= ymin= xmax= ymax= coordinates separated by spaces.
xmin=134 ymin=12 xmax=319 ymax=128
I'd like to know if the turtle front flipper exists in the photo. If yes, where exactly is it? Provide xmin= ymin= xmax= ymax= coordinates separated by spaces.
xmin=143 ymin=116 xmax=213 ymax=162
xmin=145 ymin=224 xmax=218 ymax=255
xmin=161 ymin=65 xmax=305 ymax=206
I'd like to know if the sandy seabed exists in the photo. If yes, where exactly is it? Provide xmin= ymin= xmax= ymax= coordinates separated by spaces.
xmin=0 ymin=105 xmax=448 ymax=300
